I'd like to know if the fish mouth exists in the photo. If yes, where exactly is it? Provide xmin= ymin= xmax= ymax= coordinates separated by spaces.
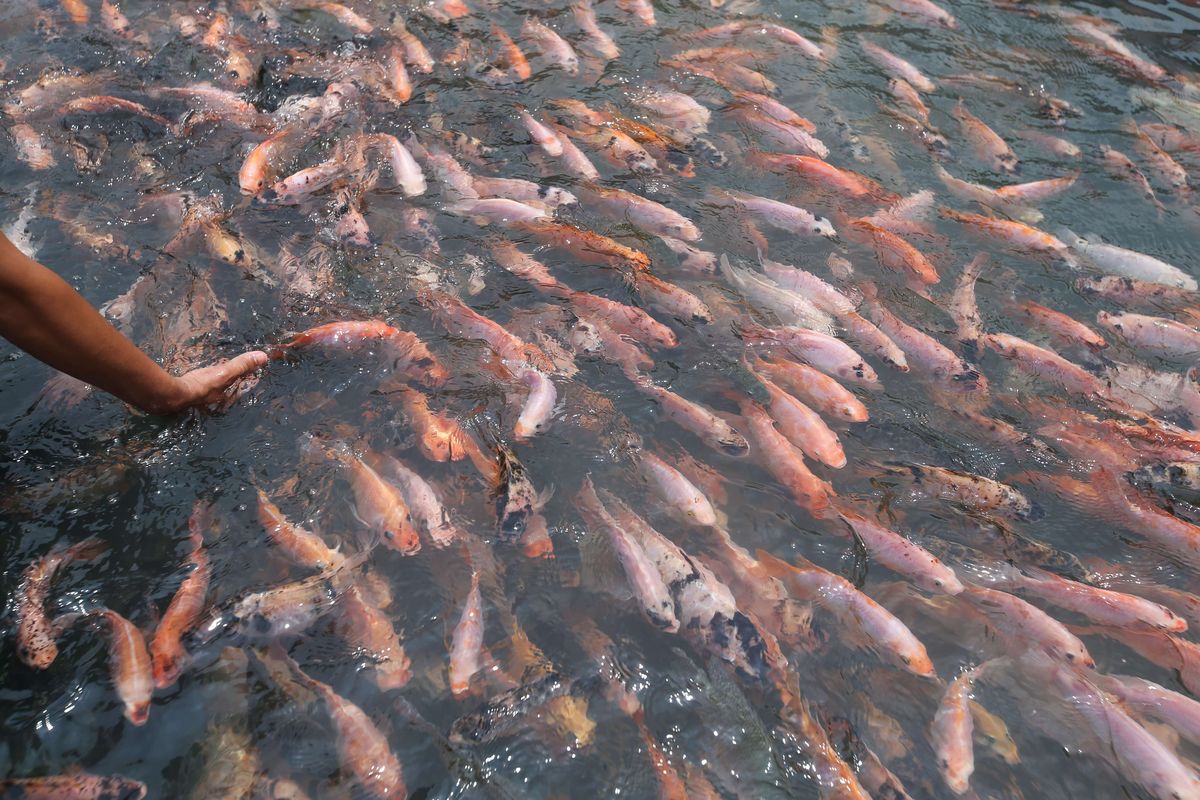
xmin=719 ymin=437 xmax=751 ymax=457
xmin=127 ymin=704 xmax=151 ymax=726
xmin=498 ymin=504 xmax=532 ymax=541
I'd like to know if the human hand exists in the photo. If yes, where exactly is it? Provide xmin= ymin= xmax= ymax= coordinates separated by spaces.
xmin=150 ymin=351 xmax=269 ymax=414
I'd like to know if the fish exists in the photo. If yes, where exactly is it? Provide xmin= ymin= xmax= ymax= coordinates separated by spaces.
xmin=757 ymin=550 xmax=934 ymax=675
xmin=550 ymin=127 xmax=603 ymax=181
xmin=634 ymin=377 xmax=750 ymax=457
xmin=756 ymin=356 xmax=869 ymax=423
xmin=1018 ymin=652 xmax=1200 ymax=800
xmin=227 ymin=551 xmax=370 ymax=641
xmin=692 ymin=20 xmax=825 ymax=59
xmin=1091 ymin=468 xmax=1200 ymax=567
xmin=748 ymin=152 xmax=896 ymax=203
xmin=1098 ymin=145 xmax=1164 ymax=210
xmin=519 ymin=107 xmax=564 ymax=157
xmin=367 ymin=134 xmax=426 ymax=197
xmin=333 ymin=187 xmax=372 ymax=247
xmin=932 ymin=164 xmax=1042 ymax=223
xmin=1131 ymin=462 xmax=1200 ymax=505
xmin=0 ymin=773 xmax=147 ymax=799
xmin=59 ymin=95 xmax=172 ymax=131
xmin=256 ymin=490 xmax=343 ymax=571
xmin=714 ymin=189 xmax=836 ymax=238
xmin=576 ymin=185 xmax=700 ymax=241
xmin=576 ymin=477 xmax=679 ymax=631
xmin=274 ymin=647 xmax=407 ymax=799
xmin=876 ymin=463 xmax=1033 ymax=520
xmin=11 ymin=123 xmax=57 ymax=170
xmin=996 ymin=173 xmax=1078 ymax=205
xmin=494 ymin=439 xmax=545 ymax=540
xmin=881 ymin=0 xmax=956 ymax=27
xmin=269 ymin=320 xmax=401 ymax=358
xmin=604 ymin=493 xmax=776 ymax=679
xmin=303 ymin=2 xmax=373 ymax=34
xmin=982 ymin=333 xmax=1104 ymax=397
xmin=1013 ymin=300 xmax=1106 ymax=352
xmin=333 ymin=584 xmax=412 ymax=691
xmin=637 ymin=451 xmax=718 ymax=526
xmin=632 ymin=272 xmax=713 ymax=324
xmin=930 ymin=669 xmax=975 ymax=794
xmin=950 ymin=254 xmax=986 ymax=346
xmin=862 ymin=190 xmax=936 ymax=238
xmin=522 ymin=17 xmax=580 ymax=74
xmin=449 ymin=570 xmax=486 ymax=696
xmin=1012 ymin=566 xmax=1186 ymax=633
xmin=738 ymin=319 xmax=880 ymax=386
xmin=844 ymin=218 xmax=940 ymax=286
xmin=859 ymin=37 xmax=936 ymax=92
xmin=734 ymin=395 xmax=833 ymax=513
xmin=630 ymin=87 xmax=711 ymax=137
xmin=15 ymin=537 xmax=108 ymax=669
xmin=727 ymin=106 xmax=830 ymax=158
xmin=420 ymin=284 xmax=554 ymax=371
xmin=150 ymin=501 xmax=214 ymax=689
xmin=328 ymin=448 xmax=420 ymax=555
xmin=1074 ymin=275 xmax=1197 ymax=307
xmin=836 ymin=506 xmax=964 ymax=594
xmin=1096 ymin=311 xmax=1200 ymax=358
xmin=450 ymin=671 xmax=575 ymax=744
xmin=1016 ymin=129 xmax=1081 ymax=159
xmin=960 ymin=584 xmax=1094 ymax=666
xmin=513 ymin=367 xmax=557 ymax=440
xmin=387 ymin=386 xmax=485 ymax=466
xmin=756 ymin=374 xmax=846 ymax=468
xmin=860 ymin=286 xmax=986 ymax=395
xmin=90 ymin=609 xmax=154 ymax=726
xmin=472 ymin=176 xmax=576 ymax=209
xmin=368 ymin=452 xmax=460 ymax=547
xmin=951 ymin=100 xmax=1020 ymax=175
xmin=1056 ymin=229 xmax=1196 ymax=290
xmin=573 ymin=0 xmax=620 ymax=60
xmin=939 ymin=209 xmax=1074 ymax=264
xmin=513 ymin=219 xmax=653 ymax=272
xmin=721 ymin=258 xmax=836 ymax=333
xmin=1096 ymin=673 xmax=1200 ymax=747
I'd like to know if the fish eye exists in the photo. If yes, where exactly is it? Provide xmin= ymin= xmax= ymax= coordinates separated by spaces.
xmin=900 ymin=655 xmax=911 ymax=664
xmin=1065 ymin=652 xmax=1075 ymax=661
xmin=383 ymin=530 xmax=395 ymax=540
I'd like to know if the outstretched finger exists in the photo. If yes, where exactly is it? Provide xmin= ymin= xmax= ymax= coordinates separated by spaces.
xmin=208 ymin=350 xmax=269 ymax=390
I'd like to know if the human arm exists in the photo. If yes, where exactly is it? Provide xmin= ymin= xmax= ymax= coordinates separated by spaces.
xmin=0 ymin=229 xmax=266 ymax=414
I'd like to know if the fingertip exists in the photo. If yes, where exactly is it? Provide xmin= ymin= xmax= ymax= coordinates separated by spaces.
xmin=245 ymin=350 xmax=269 ymax=369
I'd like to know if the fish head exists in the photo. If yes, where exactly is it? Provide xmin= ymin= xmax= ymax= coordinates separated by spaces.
xmin=813 ymin=217 xmax=838 ymax=240
xmin=382 ymin=523 xmax=421 ymax=555
xmin=717 ymin=430 xmax=751 ymax=457
xmin=900 ymin=647 xmax=937 ymax=678
xmin=152 ymin=647 xmax=187 ymax=689
xmin=125 ymin=699 xmax=151 ymax=726
xmin=498 ymin=500 xmax=532 ymax=542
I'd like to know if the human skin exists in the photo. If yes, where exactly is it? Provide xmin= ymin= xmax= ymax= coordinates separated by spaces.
xmin=0 ymin=230 xmax=266 ymax=414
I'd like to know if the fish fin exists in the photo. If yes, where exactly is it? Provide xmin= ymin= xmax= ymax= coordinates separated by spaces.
xmin=753 ymin=548 xmax=815 ymax=581
xmin=536 ymin=484 xmax=556 ymax=510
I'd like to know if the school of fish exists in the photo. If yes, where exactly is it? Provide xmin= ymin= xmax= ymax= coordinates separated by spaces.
xmin=3 ymin=0 xmax=1200 ymax=798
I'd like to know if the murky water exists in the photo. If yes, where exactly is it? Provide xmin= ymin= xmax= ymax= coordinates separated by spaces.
xmin=3 ymin=0 xmax=1200 ymax=798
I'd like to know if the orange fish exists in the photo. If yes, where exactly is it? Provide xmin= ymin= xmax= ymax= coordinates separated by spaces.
xmin=94 ymin=609 xmax=154 ymax=725
xmin=150 ymin=502 xmax=213 ymax=689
